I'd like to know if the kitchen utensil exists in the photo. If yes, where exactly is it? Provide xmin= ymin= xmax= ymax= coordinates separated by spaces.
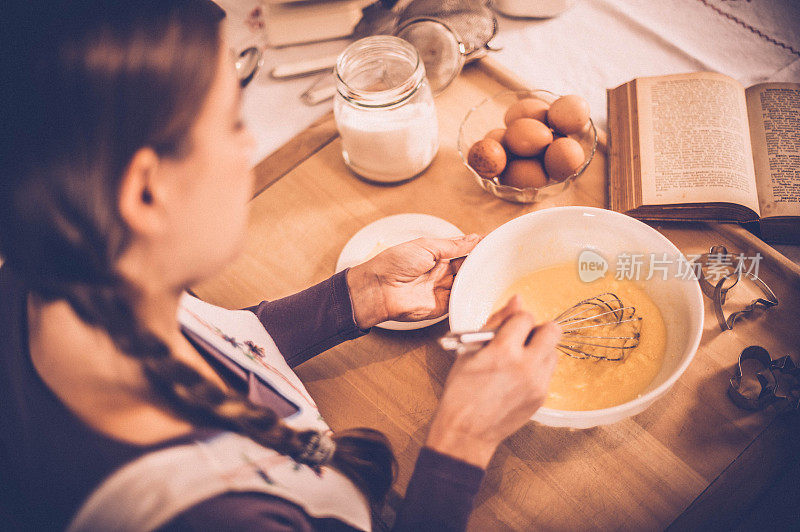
xmin=300 ymin=0 xmax=498 ymax=103
xmin=271 ymin=53 xmax=343 ymax=79
xmin=440 ymin=292 xmax=642 ymax=361
xmin=448 ymin=207 xmax=704 ymax=428
xmin=235 ymin=46 xmax=264 ymax=87
xmin=729 ymin=345 xmax=799 ymax=411
xmin=697 ymin=245 xmax=779 ymax=331
xmin=392 ymin=0 xmax=498 ymax=94
xmin=395 ymin=0 xmax=498 ymax=61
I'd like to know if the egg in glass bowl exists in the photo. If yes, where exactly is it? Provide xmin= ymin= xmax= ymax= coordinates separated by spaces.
xmin=458 ymin=90 xmax=597 ymax=204
xmin=448 ymin=207 xmax=704 ymax=429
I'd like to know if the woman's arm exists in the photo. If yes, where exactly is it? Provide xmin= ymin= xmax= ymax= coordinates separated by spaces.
xmin=159 ymin=491 xmax=358 ymax=531
xmin=245 ymin=235 xmax=480 ymax=367
xmin=168 ymin=299 xmax=558 ymax=532
xmin=244 ymin=269 xmax=368 ymax=368
xmin=159 ymin=448 xmax=484 ymax=532
xmin=392 ymin=447 xmax=485 ymax=531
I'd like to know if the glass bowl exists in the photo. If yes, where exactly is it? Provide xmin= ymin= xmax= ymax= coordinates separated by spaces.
xmin=457 ymin=89 xmax=597 ymax=204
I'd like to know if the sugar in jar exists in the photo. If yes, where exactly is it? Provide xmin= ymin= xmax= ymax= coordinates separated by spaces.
xmin=333 ymin=36 xmax=439 ymax=183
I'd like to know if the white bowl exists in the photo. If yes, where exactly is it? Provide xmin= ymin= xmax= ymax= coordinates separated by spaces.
xmin=448 ymin=206 xmax=704 ymax=429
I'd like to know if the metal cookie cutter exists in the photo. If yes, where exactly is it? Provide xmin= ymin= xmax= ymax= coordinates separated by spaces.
xmin=697 ymin=245 xmax=779 ymax=331
xmin=729 ymin=346 xmax=800 ymax=411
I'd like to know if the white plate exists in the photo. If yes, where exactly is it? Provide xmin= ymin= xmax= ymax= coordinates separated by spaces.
xmin=336 ymin=213 xmax=463 ymax=330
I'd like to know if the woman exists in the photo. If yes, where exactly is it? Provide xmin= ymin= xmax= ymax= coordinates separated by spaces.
xmin=0 ymin=1 xmax=561 ymax=530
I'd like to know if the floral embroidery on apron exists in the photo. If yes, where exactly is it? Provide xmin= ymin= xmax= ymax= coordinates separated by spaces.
xmin=181 ymin=306 xmax=318 ymax=410
xmin=177 ymin=294 xmax=326 ymax=430
xmin=68 ymin=293 xmax=372 ymax=532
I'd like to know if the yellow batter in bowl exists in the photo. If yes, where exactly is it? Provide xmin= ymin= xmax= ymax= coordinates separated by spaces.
xmin=495 ymin=264 xmax=667 ymax=411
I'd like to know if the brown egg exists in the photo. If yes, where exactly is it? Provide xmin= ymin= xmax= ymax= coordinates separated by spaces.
xmin=547 ymin=95 xmax=590 ymax=135
xmin=503 ymin=118 xmax=554 ymax=157
xmin=500 ymin=158 xmax=548 ymax=189
xmin=484 ymin=128 xmax=506 ymax=144
xmin=467 ymin=138 xmax=507 ymax=178
xmin=504 ymin=98 xmax=549 ymax=126
xmin=544 ymin=137 xmax=585 ymax=181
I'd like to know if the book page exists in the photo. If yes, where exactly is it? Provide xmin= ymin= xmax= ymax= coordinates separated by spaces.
xmin=745 ymin=83 xmax=800 ymax=219
xmin=635 ymin=72 xmax=759 ymax=216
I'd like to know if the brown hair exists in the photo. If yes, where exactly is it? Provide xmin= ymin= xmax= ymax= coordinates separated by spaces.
xmin=0 ymin=0 xmax=395 ymax=507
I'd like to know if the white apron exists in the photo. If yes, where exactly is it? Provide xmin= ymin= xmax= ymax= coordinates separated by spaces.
xmin=67 ymin=293 xmax=372 ymax=532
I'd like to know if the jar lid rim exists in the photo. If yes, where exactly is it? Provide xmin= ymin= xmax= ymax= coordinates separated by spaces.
xmin=334 ymin=35 xmax=426 ymax=108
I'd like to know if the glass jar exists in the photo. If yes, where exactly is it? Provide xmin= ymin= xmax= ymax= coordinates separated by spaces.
xmin=333 ymin=36 xmax=439 ymax=183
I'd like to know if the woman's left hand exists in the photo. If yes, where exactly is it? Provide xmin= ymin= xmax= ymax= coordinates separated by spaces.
xmin=346 ymin=234 xmax=482 ymax=329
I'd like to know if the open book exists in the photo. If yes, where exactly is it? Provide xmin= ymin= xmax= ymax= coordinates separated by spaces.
xmin=607 ymin=72 xmax=800 ymax=244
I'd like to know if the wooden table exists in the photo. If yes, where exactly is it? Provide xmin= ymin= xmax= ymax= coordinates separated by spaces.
xmin=192 ymin=60 xmax=800 ymax=530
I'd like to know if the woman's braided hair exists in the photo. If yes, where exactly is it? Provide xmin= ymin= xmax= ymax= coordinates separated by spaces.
xmin=0 ymin=0 xmax=395 ymax=505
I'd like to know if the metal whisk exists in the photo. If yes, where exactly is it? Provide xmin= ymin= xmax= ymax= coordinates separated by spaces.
xmin=439 ymin=293 xmax=642 ymax=361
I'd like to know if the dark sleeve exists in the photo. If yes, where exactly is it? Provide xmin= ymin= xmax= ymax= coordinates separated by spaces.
xmin=157 ymin=492 xmax=358 ymax=532
xmin=392 ymin=447 xmax=485 ymax=532
xmin=244 ymin=269 xmax=369 ymax=368
xmin=159 ymin=449 xmax=483 ymax=532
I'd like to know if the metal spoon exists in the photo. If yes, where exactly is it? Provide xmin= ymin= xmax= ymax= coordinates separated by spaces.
xmin=235 ymin=47 xmax=264 ymax=88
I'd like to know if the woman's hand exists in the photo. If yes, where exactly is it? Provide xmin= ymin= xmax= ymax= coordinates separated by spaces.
xmin=346 ymin=234 xmax=481 ymax=329
xmin=425 ymin=296 xmax=562 ymax=468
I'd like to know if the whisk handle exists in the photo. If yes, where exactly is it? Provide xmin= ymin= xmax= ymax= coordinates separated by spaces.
xmin=438 ymin=330 xmax=496 ymax=356
xmin=439 ymin=327 xmax=552 ymax=356
xmin=439 ymin=328 xmax=543 ymax=356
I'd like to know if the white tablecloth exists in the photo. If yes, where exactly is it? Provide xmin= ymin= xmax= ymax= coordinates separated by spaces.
xmin=219 ymin=0 xmax=800 ymax=262
xmin=2 ymin=2 xmax=796 ymax=269
xmin=220 ymin=0 xmax=799 ymax=163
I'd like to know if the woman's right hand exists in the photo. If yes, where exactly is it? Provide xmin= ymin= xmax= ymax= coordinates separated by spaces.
xmin=426 ymin=295 xmax=561 ymax=468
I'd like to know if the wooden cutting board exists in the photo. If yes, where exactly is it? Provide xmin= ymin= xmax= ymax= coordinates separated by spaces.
xmin=191 ymin=58 xmax=800 ymax=530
